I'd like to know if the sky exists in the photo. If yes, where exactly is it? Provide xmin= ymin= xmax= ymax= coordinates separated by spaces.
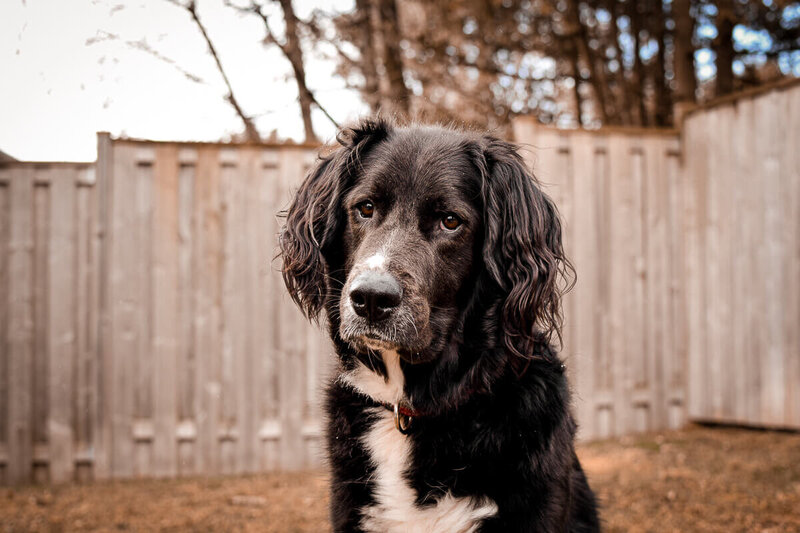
xmin=0 ymin=0 xmax=366 ymax=162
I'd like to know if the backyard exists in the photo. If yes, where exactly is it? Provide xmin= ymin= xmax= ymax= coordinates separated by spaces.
xmin=2 ymin=425 xmax=798 ymax=533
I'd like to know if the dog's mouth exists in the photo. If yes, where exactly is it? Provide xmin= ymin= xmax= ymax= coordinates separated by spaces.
xmin=340 ymin=324 xmax=431 ymax=364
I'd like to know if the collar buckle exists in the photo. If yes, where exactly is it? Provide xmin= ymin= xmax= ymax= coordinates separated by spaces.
xmin=393 ymin=403 xmax=413 ymax=434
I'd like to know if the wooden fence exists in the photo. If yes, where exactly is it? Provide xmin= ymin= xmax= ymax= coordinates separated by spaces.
xmin=0 ymin=138 xmax=331 ymax=485
xmin=513 ymin=122 xmax=686 ymax=440
xmin=681 ymin=83 xmax=800 ymax=430
xmin=1 ymin=80 xmax=798 ymax=485
xmin=0 ymin=162 xmax=98 ymax=485
xmin=514 ymin=79 xmax=800 ymax=438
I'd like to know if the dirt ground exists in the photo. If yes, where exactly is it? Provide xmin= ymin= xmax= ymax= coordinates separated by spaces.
xmin=2 ymin=425 xmax=799 ymax=532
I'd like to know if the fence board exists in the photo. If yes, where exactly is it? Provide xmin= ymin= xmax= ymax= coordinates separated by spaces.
xmin=75 ymin=173 xmax=98 ymax=482
xmin=47 ymin=171 xmax=76 ymax=484
xmin=513 ymin=122 xmax=695 ymax=440
xmin=784 ymin=89 xmax=800 ymax=428
xmin=682 ymin=82 xmax=800 ymax=429
xmin=0 ymin=173 xmax=9 ymax=484
xmin=7 ymin=167 xmax=35 ymax=485
xmin=176 ymin=148 xmax=196 ymax=475
xmin=193 ymin=146 xmax=222 ymax=476
xmin=152 ymin=145 xmax=180 ymax=477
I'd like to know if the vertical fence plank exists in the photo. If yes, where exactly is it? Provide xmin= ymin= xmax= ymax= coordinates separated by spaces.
xmin=109 ymin=143 xmax=141 ymax=478
xmin=743 ymin=99 xmax=764 ymax=425
xmin=783 ymin=89 xmax=800 ymax=428
xmin=47 ymin=170 xmax=76 ymax=483
xmin=684 ymin=112 xmax=709 ymax=421
xmin=758 ymin=92 xmax=786 ymax=426
xmin=241 ymin=147 xmax=259 ymax=473
xmin=258 ymin=149 xmax=282 ymax=470
xmin=730 ymin=100 xmax=751 ymax=422
xmin=219 ymin=147 xmax=240 ymax=473
xmin=0 ymin=172 xmax=9 ymax=484
xmin=569 ymin=132 xmax=601 ymax=439
xmin=665 ymin=141 xmax=686 ymax=428
xmin=132 ymin=148 xmax=155 ymax=477
xmin=607 ymin=134 xmax=631 ymax=436
xmin=75 ymin=169 xmax=98 ymax=482
xmin=176 ymin=149 xmax=197 ymax=476
xmin=277 ymin=148 xmax=308 ymax=469
xmin=152 ymin=145 xmax=180 ymax=477
xmin=644 ymin=139 xmax=666 ymax=431
xmin=7 ymin=167 xmax=34 ymax=484
xmin=94 ymin=134 xmax=113 ymax=480
xmin=193 ymin=146 xmax=222 ymax=476
xmin=31 ymin=175 xmax=51 ymax=483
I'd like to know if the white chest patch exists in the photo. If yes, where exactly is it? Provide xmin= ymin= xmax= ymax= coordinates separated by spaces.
xmin=340 ymin=349 xmax=498 ymax=532
xmin=360 ymin=408 xmax=498 ymax=533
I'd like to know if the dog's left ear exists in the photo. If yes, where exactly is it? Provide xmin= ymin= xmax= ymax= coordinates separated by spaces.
xmin=477 ymin=136 xmax=575 ymax=357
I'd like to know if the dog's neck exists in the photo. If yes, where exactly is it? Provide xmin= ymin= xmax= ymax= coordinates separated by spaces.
xmin=340 ymin=349 xmax=407 ymax=407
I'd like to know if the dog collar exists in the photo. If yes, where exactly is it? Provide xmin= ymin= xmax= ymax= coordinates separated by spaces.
xmin=382 ymin=402 xmax=418 ymax=434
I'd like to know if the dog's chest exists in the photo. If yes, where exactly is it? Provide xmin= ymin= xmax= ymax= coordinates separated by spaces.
xmin=359 ymin=409 xmax=497 ymax=533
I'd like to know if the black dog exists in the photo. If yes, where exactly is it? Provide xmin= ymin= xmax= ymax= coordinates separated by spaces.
xmin=280 ymin=118 xmax=600 ymax=532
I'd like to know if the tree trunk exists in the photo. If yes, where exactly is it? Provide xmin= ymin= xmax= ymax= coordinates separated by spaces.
xmin=277 ymin=0 xmax=318 ymax=142
xmin=356 ymin=0 xmax=381 ymax=112
xmin=609 ymin=0 xmax=632 ymax=125
xmin=565 ymin=0 xmax=609 ymax=124
xmin=628 ymin=0 xmax=648 ymax=126
xmin=653 ymin=0 xmax=671 ymax=126
xmin=567 ymin=38 xmax=585 ymax=126
xmin=715 ymin=0 xmax=735 ymax=96
xmin=673 ymin=0 xmax=697 ymax=106
xmin=184 ymin=1 xmax=260 ymax=141
xmin=377 ymin=0 xmax=410 ymax=116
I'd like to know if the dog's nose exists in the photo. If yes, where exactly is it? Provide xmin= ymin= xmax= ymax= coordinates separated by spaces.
xmin=349 ymin=271 xmax=402 ymax=323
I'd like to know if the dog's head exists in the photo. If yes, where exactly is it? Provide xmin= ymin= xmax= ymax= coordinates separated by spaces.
xmin=280 ymin=118 xmax=572 ymax=373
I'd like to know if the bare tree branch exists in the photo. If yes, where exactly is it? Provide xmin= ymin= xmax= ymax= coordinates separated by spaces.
xmin=167 ymin=0 xmax=261 ymax=141
xmin=229 ymin=0 xmax=340 ymax=135
xmin=86 ymin=31 xmax=207 ymax=85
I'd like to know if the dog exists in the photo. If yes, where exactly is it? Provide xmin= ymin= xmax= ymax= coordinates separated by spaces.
xmin=280 ymin=118 xmax=600 ymax=532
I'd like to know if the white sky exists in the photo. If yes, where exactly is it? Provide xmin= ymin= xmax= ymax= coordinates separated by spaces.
xmin=0 ymin=0 xmax=366 ymax=161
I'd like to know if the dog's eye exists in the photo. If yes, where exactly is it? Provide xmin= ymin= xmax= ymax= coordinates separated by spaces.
xmin=357 ymin=201 xmax=375 ymax=219
xmin=441 ymin=214 xmax=461 ymax=231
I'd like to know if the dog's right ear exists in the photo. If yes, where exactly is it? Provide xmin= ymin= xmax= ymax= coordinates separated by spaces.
xmin=279 ymin=117 xmax=390 ymax=320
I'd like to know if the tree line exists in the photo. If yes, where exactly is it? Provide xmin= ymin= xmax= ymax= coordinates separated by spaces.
xmin=168 ymin=0 xmax=800 ymax=141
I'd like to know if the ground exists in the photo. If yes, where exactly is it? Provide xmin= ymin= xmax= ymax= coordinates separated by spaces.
xmin=2 ymin=425 xmax=799 ymax=532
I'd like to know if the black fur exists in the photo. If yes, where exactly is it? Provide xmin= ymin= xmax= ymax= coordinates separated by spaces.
xmin=280 ymin=118 xmax=600 ymax=532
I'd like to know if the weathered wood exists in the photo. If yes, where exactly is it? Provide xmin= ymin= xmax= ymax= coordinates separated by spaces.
xmin=664 ymin=141 xmax=685 ymax=428
xmin=32 ymin=177 xmax=50 ymax=483
xmin=783 ymin=90 xmax=800 ymax=428
xmin=0 ymin=174 xmax=9 ymax=484
xmin=569 ymin=132 xmax=602 ymax=438
xmin=259 ymin=149 xmax=282 ymax=470
xmin=193 ymin=146 xmax=223 ymax=476
xmin=75 ymin=170 xmax=98 ymax=481
xmin=277 ymin=148 xmax=308 ymax=469
xmin=7 ymin=167 xmax=34 ymax=484
xmin=108 ymin=142 xmax=142 ymax=478
xmin=94 ymin=132 xmax=113 ymax=480
xmin=684 ymin=109 xmax=709 ymax=421
xmin=152 ymin=144 xmax=180 ymax=477
xmin=47 ymin=170 xmax=76 ymax=483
